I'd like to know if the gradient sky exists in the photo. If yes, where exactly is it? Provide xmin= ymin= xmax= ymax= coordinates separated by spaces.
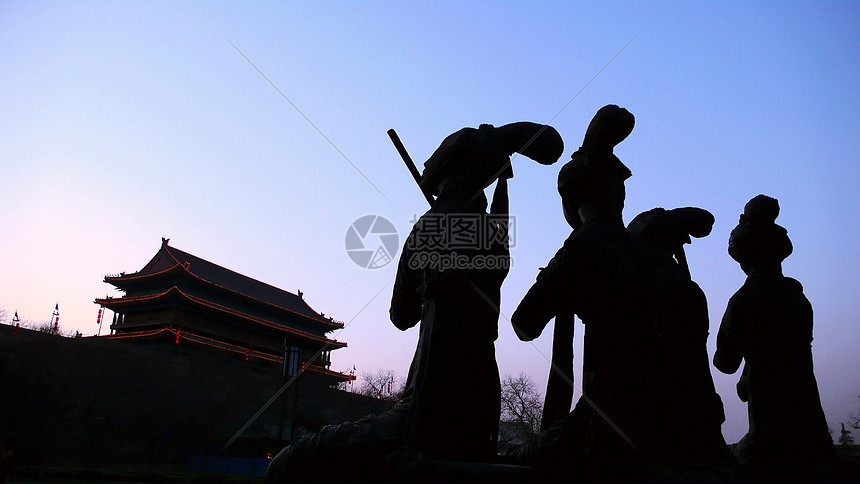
xmin=2 ymin=1 xmax=858 ymax=444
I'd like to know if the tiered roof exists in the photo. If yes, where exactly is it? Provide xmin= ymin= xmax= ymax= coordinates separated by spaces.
xmin=96 ymin=239 xmax=347 ymax=381
xmin=100 ymin=238 xmax=343 ymax=332
xmin=106 ymin=328 xmax=346 ymax=379
xmin=96 ymin=285 xmax=345 ymax=348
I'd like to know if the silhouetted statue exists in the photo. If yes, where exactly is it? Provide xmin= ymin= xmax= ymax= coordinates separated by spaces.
xmin=714 ymin=195 xmax=834 ymax=464
xmin=627 ymin=207 xmax=731 ymax=465
xmin=507 ymin=105 xmax=663 ymax=477
xmin=391 ymin=122 xmax=563 ymax=463
xmin=266 ymin=122 xmax=563 ymax=482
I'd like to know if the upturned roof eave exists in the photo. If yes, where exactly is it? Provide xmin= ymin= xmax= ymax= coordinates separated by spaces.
xmin=95 ymin=287 xmax=347 ymax=349
xmin=102 ymin=264 xmax=344 ymax=331
xmin=105 ymin=328 xmax=350 ymax=380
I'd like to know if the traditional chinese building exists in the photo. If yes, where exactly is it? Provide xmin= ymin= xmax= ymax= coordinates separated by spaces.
xmin=95 ymin=238 xmax=349 ymax=386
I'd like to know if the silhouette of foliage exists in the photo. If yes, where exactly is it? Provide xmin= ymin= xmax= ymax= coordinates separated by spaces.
xmin=499 ymin=372 xmax=542 ymax=445
xmin=838 ymin=423 xmax=854 ymax=446
xmin=353 ymin=369 xmax=404 ymax=401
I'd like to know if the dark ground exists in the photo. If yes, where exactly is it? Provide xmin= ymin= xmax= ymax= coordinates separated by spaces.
xmin=0 ymin=324 xmax=391 ymax=481
xmin=2 ymin=325 xmax=858 ymax=483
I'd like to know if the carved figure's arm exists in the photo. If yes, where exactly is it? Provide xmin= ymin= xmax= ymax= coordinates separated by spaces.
xmin=490 ymin=176 xmax=509 ymax=217
xmin=714 ymin=297 xmax=744 ymax=374
xmin=736 ymin=363 xmax=750 ymax=402
xmin=390 ymin=235 xmax=422 ymax=331
xmin=511 ymin=261 xmax=564 ymax=341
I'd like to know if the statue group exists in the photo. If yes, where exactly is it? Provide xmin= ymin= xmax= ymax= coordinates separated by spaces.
xmin=266 ymin=106 xmax=835 ymax=482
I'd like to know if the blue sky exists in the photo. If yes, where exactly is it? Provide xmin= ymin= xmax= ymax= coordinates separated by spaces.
xmin=1 ymin=1 xmax=858 ymax=444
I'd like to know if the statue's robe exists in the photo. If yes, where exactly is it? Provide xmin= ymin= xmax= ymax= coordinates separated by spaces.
xmin=391 ymin=200 xmax=510 ymax=461
xmin=510 ymin=219 xmax=661 ymax=473
xmin=715 ymin=273 xmax=834 ymax=463
xmin=645 ymin=246 xmax=730 ymax=464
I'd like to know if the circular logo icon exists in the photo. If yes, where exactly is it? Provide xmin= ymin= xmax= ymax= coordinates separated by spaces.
xmin=345 ymin=215 xmax=399 ymax=269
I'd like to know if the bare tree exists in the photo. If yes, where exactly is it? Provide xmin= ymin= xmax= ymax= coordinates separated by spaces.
xmin=9 ymin=315 xmax=75 ymax=337
xmin=355 ymin=369 xmax=405 ymax=401
xmin=19 ymin=319 xmax=61 ymax=335
xmin=838 ymin=423 xmax=854 ymax=446
xmin=848 ymin=394 xmax=860 ymax=430
xmin=499 ymin=373 xmax=543 ymax=446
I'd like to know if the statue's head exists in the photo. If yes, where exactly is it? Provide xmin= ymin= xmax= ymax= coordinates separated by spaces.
xmin=557 ymin=151 xmax=631 ymax=229
xmin=728 ymin=194 xmax=793 ymax=268
xmin=553 ymin=105 xmax=635 ymax=229
xmin=582 ymin=104 xmax=635 ymax=151
xmin=419 ymin=123 xmax=563 ymax=197
xmin=628 ymin=207 xmax=715 ymax=256
xmin=419 ymin=126 xmax=506 ymax=197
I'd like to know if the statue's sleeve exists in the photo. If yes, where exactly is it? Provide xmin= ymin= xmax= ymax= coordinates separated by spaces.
xmin=714 ymin=295 xmax=744 ymax=374
xmin=390 ymin=230 xmax=422 ymax=331
xmin=511 ymin=247 xmax=569 ymax=341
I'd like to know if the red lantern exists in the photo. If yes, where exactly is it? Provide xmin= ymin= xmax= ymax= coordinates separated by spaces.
xmin=175 ymin=330 xmax=181 ymax=344
xmin=96 ymin=309 xmax=102 ymax=324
